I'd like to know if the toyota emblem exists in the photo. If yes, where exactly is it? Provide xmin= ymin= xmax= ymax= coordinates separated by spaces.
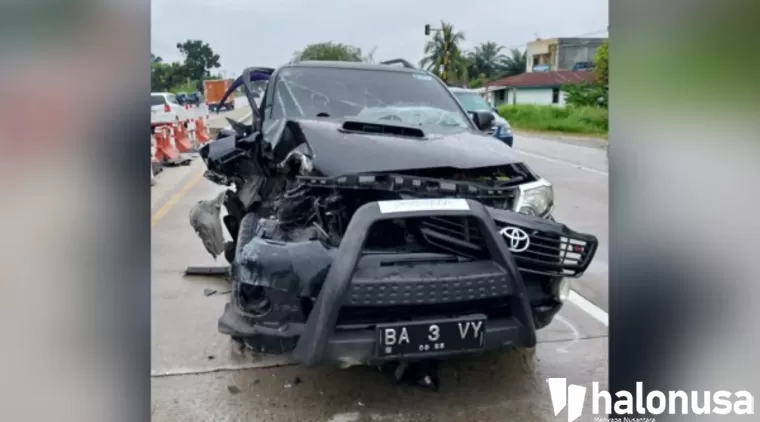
xmin=499 ymin=226 xmax=531 ymax=253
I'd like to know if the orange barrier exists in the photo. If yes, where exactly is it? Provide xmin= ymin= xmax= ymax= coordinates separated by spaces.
xmin=194 ymin=118 xmax=211 ymax=144
xmin=151 ymin=135 xmax=157 ymax=186
xmin=153 ymin=125 xmax=180 ymax=162
xmin=172 ymin=122 xmax=194 ymax=152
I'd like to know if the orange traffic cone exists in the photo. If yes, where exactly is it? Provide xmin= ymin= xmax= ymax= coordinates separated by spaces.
xmin=194 ymin=118 xmax=211 ymax=144
xmin=150 ymin=133 xmax=162 ymax=180
xmin=153 ymin=125 xmax=190 ymax=166
xmin=154 ymin=126 xmax=179 ymax=161
xmin=172 ymin=122 xmax=194 ymax=153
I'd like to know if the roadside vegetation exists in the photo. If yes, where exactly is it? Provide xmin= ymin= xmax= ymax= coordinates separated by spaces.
xmin=289 ymin=25 xmax=527 ymax=87
xmin=498 ymin=39 xmax=609 ymax=137
xmin=151 ymin=40 xmax=225 ymax=93
xmin=498 ymin=105 xmax=608 ymax=136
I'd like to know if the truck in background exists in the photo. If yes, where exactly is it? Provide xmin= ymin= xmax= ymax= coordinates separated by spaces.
xmin=203 ymin=79 xmax=235 ymax=112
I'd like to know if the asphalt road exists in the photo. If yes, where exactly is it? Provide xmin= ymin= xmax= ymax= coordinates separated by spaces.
xmin=150 ymin=114 xmax=609 ymax=422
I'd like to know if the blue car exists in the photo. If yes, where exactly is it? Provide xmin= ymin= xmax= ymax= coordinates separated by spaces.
xmin=449 ymin=87 xmax=514 ymax=147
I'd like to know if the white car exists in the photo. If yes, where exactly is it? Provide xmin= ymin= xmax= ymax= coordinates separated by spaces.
xmin=151 ymin=92 xmax=190 ymax=127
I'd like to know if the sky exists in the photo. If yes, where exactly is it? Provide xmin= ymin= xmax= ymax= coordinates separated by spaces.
xmin=151 ymin=0 xmax=608 ymax=77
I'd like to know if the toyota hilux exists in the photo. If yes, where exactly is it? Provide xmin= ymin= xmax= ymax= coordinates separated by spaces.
xmin=188 ymin=59 xmax=598 ymax=377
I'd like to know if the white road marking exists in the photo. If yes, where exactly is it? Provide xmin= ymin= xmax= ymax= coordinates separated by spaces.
xmin=554 ymin=314 xmax=582 ymax=353
xmin=568 ymin=290 xmax=609 ymax=326
xmin=517 ymin=150 xmax=609 ymax=176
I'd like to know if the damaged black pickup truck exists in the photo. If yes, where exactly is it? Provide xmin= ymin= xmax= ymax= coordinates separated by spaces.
xmin=189 ymin=59 xmax=598 ymax=374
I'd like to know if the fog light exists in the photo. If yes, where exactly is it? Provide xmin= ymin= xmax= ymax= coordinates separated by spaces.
xmin=554 ymin=279 xmax=570 ymax=302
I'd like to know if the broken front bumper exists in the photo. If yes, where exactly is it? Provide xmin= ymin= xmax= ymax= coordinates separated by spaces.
xmin=219 ymin=199 xmax=590 ymax=367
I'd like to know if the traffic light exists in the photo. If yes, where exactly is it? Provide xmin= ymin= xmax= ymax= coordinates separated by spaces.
xmin=424 ymin=24 xmax=430 ymax=36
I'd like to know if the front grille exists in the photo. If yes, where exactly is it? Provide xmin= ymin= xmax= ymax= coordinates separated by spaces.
xmin=495 ymin=222 xmax=595 ymax=277
xmin=416 ymin=216 xmax=595 ymax=277
xmin=418 ymin=216 xmax=487 ymax=258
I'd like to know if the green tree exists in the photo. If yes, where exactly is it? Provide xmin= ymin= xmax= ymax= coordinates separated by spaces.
xmin=176 ymin=40 xmax=221 ymax=81
xmin=467 ymin=42 xmax=507 ymax=80
xmin=420 ymin=22 xmax=467 ymax=83
xmin=562 ymin=39 xmax=609 ymax=109
xmin=594 ymin=39 xmax=608 ymax=86
xmin=292 ymin=42 xmax=365 ymax=62
xmin=151 ymin=58 xmax=187 ymax=92
xmin=498 ymin=48 xmax=527 ymax=77
xmin=562 ymin=83 xmax=607 ymax=107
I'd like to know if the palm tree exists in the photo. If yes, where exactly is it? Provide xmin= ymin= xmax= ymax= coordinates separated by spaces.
xmin=498 ymin=48 xmax=528 ymax=77
xmin=468 ymin=42 xmax=507 ymax=80
xmin=419 ymin=22 xmax=467 ymax=83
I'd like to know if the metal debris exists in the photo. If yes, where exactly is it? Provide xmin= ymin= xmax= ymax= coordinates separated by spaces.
xmin=385 ymin=360 xmax=440 ymax=391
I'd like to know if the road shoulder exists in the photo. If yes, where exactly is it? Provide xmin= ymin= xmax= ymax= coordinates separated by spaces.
xmin=513 ymin=130 xmax=608 ymax=150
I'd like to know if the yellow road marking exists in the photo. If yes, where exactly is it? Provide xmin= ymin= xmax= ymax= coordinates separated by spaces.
xmin=151 ymin=169 xmax=206 ymax=227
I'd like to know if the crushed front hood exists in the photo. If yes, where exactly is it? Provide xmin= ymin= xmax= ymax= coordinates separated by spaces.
xmin=279 ymin=118 xmax=524 ymax=177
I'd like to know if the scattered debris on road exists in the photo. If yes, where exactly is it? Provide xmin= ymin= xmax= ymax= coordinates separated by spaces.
xmin=384 ymin=360 xmax=440 ymax=391
xmin=202 ymin=288 xmax=232 ymax=297
xmin=184 ymin=266 xmax=230 ymax=278
xmin=227 ymin=385 xmax=241 ymax=395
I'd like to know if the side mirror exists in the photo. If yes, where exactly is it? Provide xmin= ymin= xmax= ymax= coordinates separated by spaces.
xmin=491 ymin=107 xmax=499 ymax=114
xmin=472 ymin=111 xmax=495 ymax=131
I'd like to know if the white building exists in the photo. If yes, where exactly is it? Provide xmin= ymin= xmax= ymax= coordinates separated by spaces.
xmin=483 ymin=70 xmax=596 ymax=107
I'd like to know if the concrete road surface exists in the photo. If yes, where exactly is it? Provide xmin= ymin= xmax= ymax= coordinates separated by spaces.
xmin=150 ymin=128 xmax=609 ymax=422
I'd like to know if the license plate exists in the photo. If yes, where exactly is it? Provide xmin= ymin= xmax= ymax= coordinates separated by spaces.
xmin=376 ymin=315 xmax=486 ymax=358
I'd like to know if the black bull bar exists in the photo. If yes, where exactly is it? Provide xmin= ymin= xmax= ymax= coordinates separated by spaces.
xmin=292 ymin=198 xmax=538 ymax=367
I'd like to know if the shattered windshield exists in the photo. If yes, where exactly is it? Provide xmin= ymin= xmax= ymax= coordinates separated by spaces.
xmin=269 ymin=66 xmax=472 ymax=133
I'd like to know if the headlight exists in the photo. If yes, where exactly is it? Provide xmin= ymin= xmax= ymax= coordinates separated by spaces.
xmin=514 ymin=179 xmax=554 ymax=217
